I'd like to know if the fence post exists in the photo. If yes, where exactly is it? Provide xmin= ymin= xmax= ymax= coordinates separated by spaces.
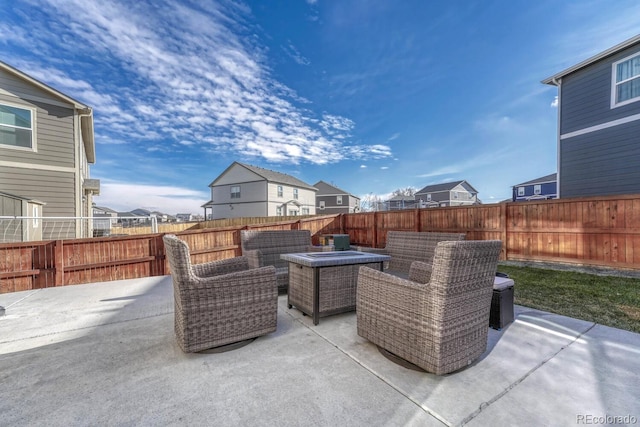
xmin=501 ymin=202 xmax=508 ymax=261
xmin=414 ymin=208 xmax=421 ymax=232
xmin=372 ymin=212 xmax=378 ymax=248
xmin=54 ymin=240 xmax=64 ymax=286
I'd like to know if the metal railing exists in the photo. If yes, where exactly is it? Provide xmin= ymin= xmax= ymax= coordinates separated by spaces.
xmin=0 ymin=216 xmax=159 ymax=243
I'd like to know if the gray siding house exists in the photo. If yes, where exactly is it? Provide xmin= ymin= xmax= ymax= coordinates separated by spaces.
xmin=415 ymin=181 xmax=479 ymax=207
xmin=204 ymin=162 xmax=317 ymax=220
xmin=0 ymin=60 xmax=99 ymax=238
xmin=313 ymin=180 xmax=360 ymax=214
xmin=543 ymin=35 xmax=640 ymax=198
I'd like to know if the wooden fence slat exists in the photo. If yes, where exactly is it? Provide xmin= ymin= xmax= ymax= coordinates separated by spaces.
xmin=2 ymin=195 xmax=640 ymax=293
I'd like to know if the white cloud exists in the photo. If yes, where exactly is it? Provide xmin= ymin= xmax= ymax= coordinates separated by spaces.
xmin=97 ymin=181 xmax=208 ymax=215
xmin=380 ymin=166 xmax=389 ymax=170
xmin=551 ymin=96 xmax=558 ymax=108
xmin=360 ymin=164 xmax=367 ymax=168
xmin=22 ymin=0 xmax=391 ymax=165
xmin=283 ymin=41 xmax=311 ymax=66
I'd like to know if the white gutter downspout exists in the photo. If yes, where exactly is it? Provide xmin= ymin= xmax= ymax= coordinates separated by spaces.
xmin=552 ymin=77 xmax=562 ymax=199
xmin=77 ymin=108 xmax=93 ymax=236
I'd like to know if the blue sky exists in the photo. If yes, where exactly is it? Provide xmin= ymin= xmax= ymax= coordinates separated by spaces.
xmin=3 ymin=1 xmax=640 ymax=214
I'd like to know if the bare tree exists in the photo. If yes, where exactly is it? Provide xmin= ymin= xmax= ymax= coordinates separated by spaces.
xmin=390 ymin=186 xmax=417 ymax=197
xmin=360 ymin=193 xmax=384 ymax=212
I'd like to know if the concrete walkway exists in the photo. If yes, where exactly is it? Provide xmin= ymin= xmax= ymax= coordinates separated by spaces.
xmin=1 ymin=276 xmax=639 ymax=426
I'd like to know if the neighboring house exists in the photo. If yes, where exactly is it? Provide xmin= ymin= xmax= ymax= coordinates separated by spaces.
xmin=0 ymin=60 xmax=99 ymax=239
xmin=92 ymin=205 xmax=119 ymax=237
xmin=175 ymin=213 xmax=194 ymax=222
xmin=512 ymin=173 xmax=557 ymax=202
xmin=414 ymin=181 xmax=479 ymax=207
xmin=313 ymin=180 xmax=360 ymax=214
xmin=542 ymin=34 xmax=640 ymax=198
xmin=203 ymin=162 xmax=317 ymax=220
xmin=128 ymin=208 xmax=174 ymax=223
xmin=385 ymin=195 xmax=419 ymax=210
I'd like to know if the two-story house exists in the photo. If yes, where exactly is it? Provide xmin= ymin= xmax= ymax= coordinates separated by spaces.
xmin=313 ymin=180 xmax=360 ymax=214
xmin=512 ymin=173 xmax=557 ymax=202
xmin=542 ymin=34 xmax=640 ymax=198
xmin=0 ymin=60 xmax=99 ymax=239
xmin=203 ymin=162 xmax=317 ymax=220
xmin=414 ymin=181 xmax=479 ymax=207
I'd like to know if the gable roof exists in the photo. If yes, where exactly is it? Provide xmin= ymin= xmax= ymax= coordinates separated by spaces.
xmin=211 ymin=161 xmax=317 ymax=191
xmin=93 ymin=205 xmax=119 ymax=214
xmin=313 ymin=180 xmax=359 ymax=199
xmin=416 ymin=180 xmax=478 ymax=195
xmin=513 ymin=173 xmax=557 ymax=187
xmin=542 ymin=34 xmax=640 ymax=85
xmin=0 ymin=60 xmax=96 ymax=163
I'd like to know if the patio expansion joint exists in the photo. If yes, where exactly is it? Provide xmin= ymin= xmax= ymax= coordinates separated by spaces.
xmin=458 ymin=322 xmax=598 ymax=426
xmin=287 ymin=311 xmax=450 ymax=427
xmin=0 ymin=310 xmax=173 ymax=345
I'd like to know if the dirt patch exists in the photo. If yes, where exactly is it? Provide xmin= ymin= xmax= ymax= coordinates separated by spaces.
xmin=619 ymin=305 xmax=640 ymax=321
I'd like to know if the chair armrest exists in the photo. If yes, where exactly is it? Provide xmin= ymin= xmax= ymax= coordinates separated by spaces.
xmin=242 ymin=249 xmax=263 ymax=269
xmin=355 ymin=246 xmax=388 ymax=255
xmin=357 ymin=266 xmax=428 ymax=315
xmin=191 ymin=256 xmax=250 ymax=278
xmin=189 ymin=265 xmax=277 ymax=292
xmin=408 ymin=261 xmax=432 ymax=284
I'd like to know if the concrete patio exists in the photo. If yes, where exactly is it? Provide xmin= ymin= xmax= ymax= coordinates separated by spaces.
xmin=1 ymin=276 xmax=639 ymax=426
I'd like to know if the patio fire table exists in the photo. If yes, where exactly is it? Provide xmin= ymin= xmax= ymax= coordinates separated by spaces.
xmin=281 ymin=251 xmax=391 ymax=325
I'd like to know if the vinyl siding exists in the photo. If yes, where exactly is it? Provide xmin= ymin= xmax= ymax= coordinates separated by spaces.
xmin=560 ymin=42 xmax=640 ymax=134
xmin=0 ymin=194 xmax=23 ymax=216
xmin=560 ymin=119 xmax=640 ymax=198
xmin=0 ymin=168 xmax=76 ymax=216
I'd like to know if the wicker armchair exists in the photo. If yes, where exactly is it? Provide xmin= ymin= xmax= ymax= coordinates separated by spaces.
xmin=357 ymin=231 xmax=466 ymax=278
xmin=163 ymin=234 xmax=278 ymax=353
xmin=240 ymin=230 xmax=316 ymax=293
xmin=356 ymin=240 xmax=502 ymax=375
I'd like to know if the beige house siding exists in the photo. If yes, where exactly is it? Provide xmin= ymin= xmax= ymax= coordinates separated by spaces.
xmin=207 ymin=162 xmax=317 ymax=219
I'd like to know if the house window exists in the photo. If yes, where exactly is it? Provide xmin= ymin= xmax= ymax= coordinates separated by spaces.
xmin=453 ymin=192 xmax=459 ymax=199
xmin=319 ymin=201 xmax=325 ymax=210
xmin=336 ymin=195 xmax=343 ymax=205
xmin=612 ymin=52 xmax=640 ymax=107
xmin=534 ymin=184 xmax=542 ymax=195
xmin=302 ymin=207 xmax=309 ymax=215
xmin=426 ymin=194 xmax=431 ymax=201
xmin=0 ymin=103 xmax=34 ymax=149
xmin=230 ymin=185 xmax=241 ymax=199
xmin=277 ymin=185 xmax=283 ymax=197
xmin=276 ymin=206 xmax=283 ymax=216
xmin=518 ymin=187 xmax=525 ymax=196
xmin=293 ymin=188 xmax=298 ymax=199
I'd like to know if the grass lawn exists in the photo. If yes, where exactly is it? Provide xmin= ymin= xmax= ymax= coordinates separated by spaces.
xmin=497 ymin=264 xmax=640 ymax=334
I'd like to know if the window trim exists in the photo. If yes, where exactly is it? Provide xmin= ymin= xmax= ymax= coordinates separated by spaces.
xmin=293 ymin=188 xmax=299 ymax=199
xmin=611 ymin=51 xmax=640 ymax=108
xmin=230 ymin=185 xmax=241 ymax=199
xmin=518 ymin=187 xmax=525 ymax=196
xmin=0 ymin=101 xmax=36 ymax=151
xmin=336 ymin=195 xmax=343 ymax=205
xmin=277 ymin=185 xmax=283 ymax=198
xmin=534 ymin=184 xmax=542 ymax=195
xmin=319 ymin=200 xmax=325 ymax=210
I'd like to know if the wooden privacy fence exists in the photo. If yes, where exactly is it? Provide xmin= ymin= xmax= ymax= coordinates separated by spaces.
xmin=2 ymin=195 xmax=640 ymax=293
xmin=0 ymin=215 xmax=342 ymax=293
